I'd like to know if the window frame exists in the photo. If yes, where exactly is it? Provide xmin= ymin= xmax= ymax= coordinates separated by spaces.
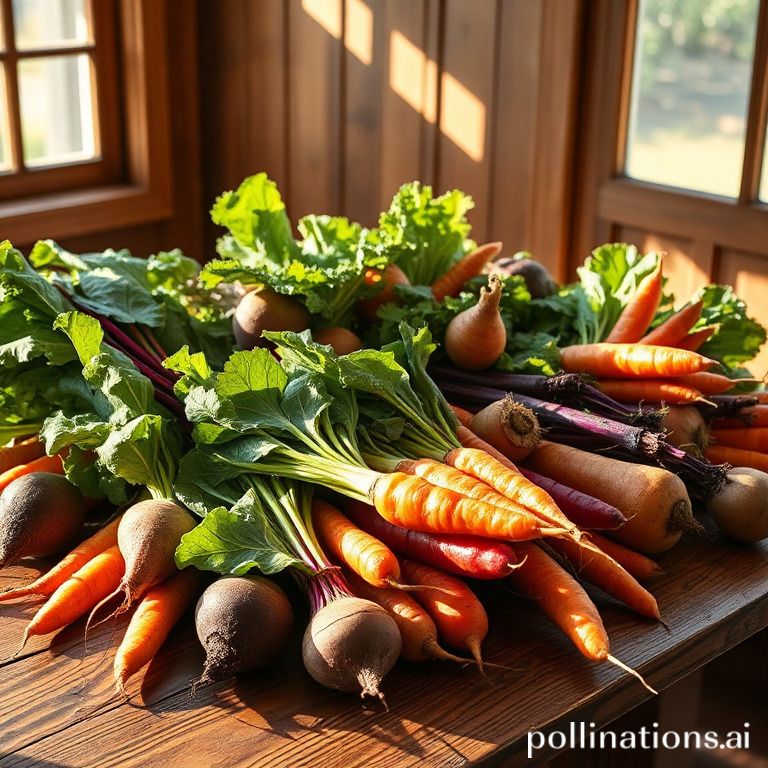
xmin=0 ymin=0 xmax=123 ymax=197
xmin=572 ymin=0 xmax=768 ymax=263
xmin=0 ymin=0 xmax=172 ymax=245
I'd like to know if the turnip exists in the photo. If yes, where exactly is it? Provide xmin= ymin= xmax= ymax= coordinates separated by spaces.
xmin=662 ymin=406 xmax=709 ymax=456
xmin=193 ymin=575 xmax=294 ymax=689
xmin=89 ymin=499 xmax=196 ymax=622
xmin=707 ymin=467 xmax=768 ymax=543
xmin=490 ymin=253 xmax=557 ymax=298
xmin=0 ymin=473 xmax=85 ymax=569
xmin=312 ymin=327 xmax=363 ymax=356
xmin=302 ymin=594 xmax=401 ymax=704
xmin=233 ymin=288 xmax=310 ymax=349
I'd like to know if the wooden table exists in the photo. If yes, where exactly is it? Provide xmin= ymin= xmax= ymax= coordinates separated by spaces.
xmin=1 ymin=533 xmax=767 ymax=768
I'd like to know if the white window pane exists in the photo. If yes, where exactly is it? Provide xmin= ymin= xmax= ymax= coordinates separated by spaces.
xmin=0 ymin=69 xmax=10 ymax=171
xmin=626 ymin=0 xmax=759 ymax=198
xmin=18 ymin=54 xmax=96 ymax=166
xmin=13 ymin=0 xmax=89 ymax=51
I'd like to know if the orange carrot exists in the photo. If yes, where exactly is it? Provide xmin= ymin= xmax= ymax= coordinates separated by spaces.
xmin=397 ymin=457 xmax=558 ymax=534
xmin=714 ymin=405 xmax=768 ymax=429
xmin=21 ymin=544 xmax=125 ymax=644
xmin=509 ymin=542 xmax=609 ymax=661
xmin=401 ymin=558 xmax=488 ymax=669
xmin=585 ymin=533 xmax=663 ymax=580
xmin=674 ymin=372 xmax=750 ymax=395
xmin=605 ymin=260 xmax=663 ymax=343
xmin=0 ymin=515 xmax=122 ymax=602
xmin=113 ymin=568 xmax=202 ymax=694
xmin=356 ymin=264 xmax=410 ymax=323
xmin=711 ymin=428 xmax=768 ymax=454
xmin=0 ymin=453 xmax=65 ymax=494
xmin=638 ymin=300 xmax=702 ymax=346
xmin=371 ymin=471 xmax=561 ymax=541
xmin=469 ymin=398 xmax=541 ymax=463
xmin=596 ymin=379 xmax=704 ymax=404
xmin=0 ymin=437 xmax=45 ymax=475
xmin=344 ymin=570 xmax=468 ymax=664
xmin=450 ymin=404 xmax=475 ymax=428
xmin=312 ymin=498 xmax=406 ymax=589
xmin=705 ymin=445 xmax=768 ymax=473
xmin=676 ymin=325 xmax=717 ymax=352
xmin=561 ymin=343 xmax=715 ymax=378
xmin=545 ymin=537 xmax=661 ymax=619
xmin=431 ymin=242 xmax=503 ymax=302
xmin=445 ymin=439 xmax=578 ymax=534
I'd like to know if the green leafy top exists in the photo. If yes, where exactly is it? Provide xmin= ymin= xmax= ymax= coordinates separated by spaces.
xmin=40 ymin=311 xmax=184 ymax=502
xmin=378 ymin=182 xmax=474 ymax=285
xmin=204 ymin=173 xmax=387 ymax=327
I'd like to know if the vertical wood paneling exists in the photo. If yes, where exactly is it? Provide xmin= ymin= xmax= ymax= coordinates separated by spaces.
xmin=288 ymin=0 xmax=343 ymax=219
xmin=436 ymin=0 xmax=498 ymax=243
xmin=378 ymin=0 xmax=435 ymax=211
xmin=201 ymin=0 xmax=582 ymax=264
xmin=719 ymin=250 xmax=768 ymax=377
xmin=343 ymin=0 xmax=385 ymax=225
xmin=491 ymin=0 xmax=542 ymax=258
xmin=529 ymin=0 xmax=583 ymax=281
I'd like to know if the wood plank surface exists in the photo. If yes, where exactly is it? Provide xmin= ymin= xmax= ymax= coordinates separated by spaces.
xmin=1 ymin=531 xmax=767 ymax=767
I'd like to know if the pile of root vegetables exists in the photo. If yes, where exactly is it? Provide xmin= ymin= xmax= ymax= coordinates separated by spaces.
xmin=2 ymin=173 xmax=768 ymax=709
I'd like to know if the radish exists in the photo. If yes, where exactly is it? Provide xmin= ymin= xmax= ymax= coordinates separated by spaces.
xmin=194 ymin=575 xmax=294 ymax=688
xmin=0 ymin=473 xmax=85 ymax=569
xmin=233 ymin=288 xmax=310 ymax=349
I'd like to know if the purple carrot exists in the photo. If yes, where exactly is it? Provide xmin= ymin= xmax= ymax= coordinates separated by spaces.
xmin=343 ymin=499 xmax=521 ymax=580
xmin=432 ymin=364 xmax=663 ymax=430
xmin=517 ymin=468 xmax=626 ymax=530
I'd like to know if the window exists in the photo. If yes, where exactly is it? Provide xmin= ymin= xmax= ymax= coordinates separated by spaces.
xmin=0 ymin=0 xmax=122 ymax=200
xmin=625 ymin=0 xmax=760 ymax=198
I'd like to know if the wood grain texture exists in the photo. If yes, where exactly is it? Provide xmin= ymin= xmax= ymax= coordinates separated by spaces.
xmin=2 ymin=534 xmax=767 ymax=767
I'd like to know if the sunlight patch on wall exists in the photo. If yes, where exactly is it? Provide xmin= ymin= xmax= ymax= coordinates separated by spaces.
xmin=440 ymin=72 xmax=486 ymax=162
xmin=345 ymin=0 xmax=373 ymax=65
xmin=301 ymin=0 xmax=341 ymax=39
xmin=388 ymin=30 xmax=437 ymax=124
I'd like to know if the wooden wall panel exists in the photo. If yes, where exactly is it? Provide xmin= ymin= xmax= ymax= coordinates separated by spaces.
xmin=200 ymin=0 xmax=581 ymax=269
xmin=288 ymin=0 xmax=343 ymax=219
xmin=436 ymin=0 xmax=498 ymax=243
xmin=719 ymin=250 xmax=768 ymax=377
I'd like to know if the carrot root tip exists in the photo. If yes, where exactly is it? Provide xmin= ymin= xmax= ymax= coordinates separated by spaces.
xmin=606 ymin=654 xmax=657 ymax=695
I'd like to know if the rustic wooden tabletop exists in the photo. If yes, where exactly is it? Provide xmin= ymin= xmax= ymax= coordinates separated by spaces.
xmin=1 ymin=533 xmax=766 ymax=768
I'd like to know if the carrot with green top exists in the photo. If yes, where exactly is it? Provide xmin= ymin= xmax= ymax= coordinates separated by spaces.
xmin=0 ymin=515 xmax=122 ymax=602
xmin=114 ymin=568 xmax=203 ymax=694
xmin=0 ymin=453 xmax=65 ymax=494
xmin=431 ymin=242 xmax=503 ymax=302
xmin=639 ymin=300 xmax=702 ymax=346
xmin=0 ymin=437 xmax=45 ymax=475
xmin=371 ymin=471 xmax=565 ymax=541
xmin=605 ymin=260 xmax=663 ymax=343
xmin=560 ymin=343 xmax=715 ymax=378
